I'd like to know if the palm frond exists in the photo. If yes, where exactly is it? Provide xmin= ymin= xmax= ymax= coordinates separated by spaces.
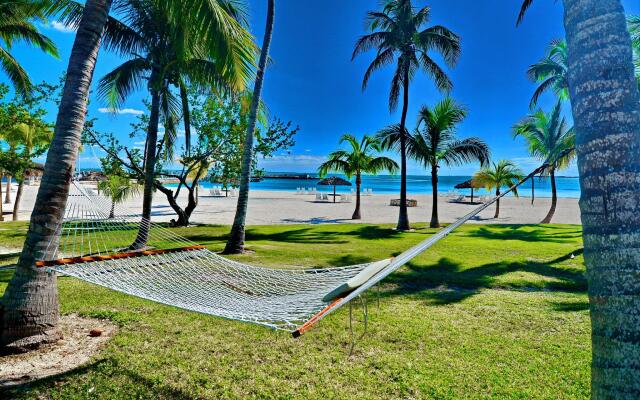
xmin=417 ymin=25 xmax=461 ymax=67
xmin=97 ymin=58 xmax=149 ymax=110
xmin=517 ymin=0 xmax=535 ymax=26
xmin=0 ymin=45 xmax=30 ymax=97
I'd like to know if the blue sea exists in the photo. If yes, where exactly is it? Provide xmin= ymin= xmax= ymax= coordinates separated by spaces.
xmin=203 ymin=173 xmax=581 ymax=199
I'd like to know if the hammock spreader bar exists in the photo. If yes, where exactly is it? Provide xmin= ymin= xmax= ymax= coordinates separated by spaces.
xmin=35 ymin=245 xmax=206 ymax=267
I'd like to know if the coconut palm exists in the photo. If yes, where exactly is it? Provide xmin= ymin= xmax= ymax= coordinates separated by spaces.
xmin=527 ymin=39 xmax=568 ymax=108
xmin=519 ymin=3 xmax=640 ymax=394
xmin=98 ymin=175 xmax=140 ymax=218
xmin=1 ymin=0 xmax=255 ymax=352
xmin=379 ymin=98 xmax=489 ymax=228
xmin=96 ymin=0 xmax=254 ymax=249
xmin=318 ymin=134 xmax=398 ymax=220
xmin=224 ymin=0 xmax=275 ymax=254
xmin=472 ymin=160 xmax=523 ymax=219
xmin=513 ymin=101 xmax=575 ymax=223
xmin=0 ymin=0 xmax=59 ymax=97
xmin=4 ymin=120 xmax=53 ymax=221
xmin=352 ymin=0 xmax=460 ymax=231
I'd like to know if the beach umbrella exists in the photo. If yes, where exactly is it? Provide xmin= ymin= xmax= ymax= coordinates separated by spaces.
xmin=454 ymin=179 xmax=481 ymax=203
xmin=317 ymin=176 xmax=352 ymax=203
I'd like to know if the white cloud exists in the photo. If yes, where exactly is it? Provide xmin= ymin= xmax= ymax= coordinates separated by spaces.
xmin=134 ymin=141 xmax=146 ymax=145
xmin=98 ymin=107 xmax=145 ymax=115
xmin=51 ymin=21 xmax=75 ymax=33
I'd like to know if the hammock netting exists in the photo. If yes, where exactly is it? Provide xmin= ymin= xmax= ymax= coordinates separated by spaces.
xmin=40 ymin=168 xmax=541 ymax=335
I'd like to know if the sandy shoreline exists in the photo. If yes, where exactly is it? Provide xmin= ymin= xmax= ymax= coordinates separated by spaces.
xmin=3 ymin=183 xmax=582 ymax=225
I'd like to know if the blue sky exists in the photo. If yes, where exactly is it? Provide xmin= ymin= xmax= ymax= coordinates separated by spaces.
xmin=6 ymin=0 xmax=640 ymax=175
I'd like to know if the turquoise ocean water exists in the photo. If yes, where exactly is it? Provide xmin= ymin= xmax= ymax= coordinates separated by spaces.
xmin=203 ymin=174 xmax=581 ymax=199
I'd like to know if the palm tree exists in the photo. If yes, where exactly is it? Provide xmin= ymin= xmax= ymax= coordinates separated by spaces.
xmin=4 ymin=120 xmax=53 ymax=221
xmin=379 ymin=98 xmax=489 ymax=227
xmin=224 ymin=0 xmax=275 ymax=254
xmin=0 ymin=0 xmax=58 ymax=97
xmin=527 ymin=39 xmax=568 ymax=108
xmin=513 ymin=101 xmax=575 ymax=223
xmin=472 ymin=160 xmax=523 ymax=218
xmin=96 ymin=0 xmax=254 ymax=249
xmin=1 ymin=0 xmax=256 ymax=352
xmin=352 ymin=0 xmax=460 ymax=231
xmin=520 ymin=3 xmax=640 ymax=395
xmin=98 ymin=175 xmax=140 ymax=218
xmin=318 ymin=134 xmax=398 ymax=220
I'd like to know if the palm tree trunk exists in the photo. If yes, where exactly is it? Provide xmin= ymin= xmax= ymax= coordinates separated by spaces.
xmin=562 ymin=0 xmax=640 ymax=396
xmin=11 ymin=180 xmax=24 ymax=221
xmin=224 ymin=0 xmax=275 ymax=254
xmin=4 ymin=176 xmax=11 ymax=204
xmin=541 ymin=169 xmax=557 ymax=223
xmin=131 ymin=71 xmax=161 ymax=250
xmin=430 ymin=164 xmax=439 ymax=228
xmin=396 ymin=66 xmax=410 ymax=231
xmin=0 ymin=175 xmax=4 ymax=222
xmin=494 ymin=189 xmax=500 ymax=218
xmin=1 ymin=0 xmax=113 ymax=352
xmin=180 ymin=82 xmax=191 ymax=157
xmin=109 ymin=199 xmax=115 ymax=219
xmin=352 ymin=173 xmax=361 ymax=219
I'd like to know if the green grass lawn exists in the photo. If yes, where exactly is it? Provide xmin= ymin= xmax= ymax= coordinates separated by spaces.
xmin=1 ymin=223 xmax=590 ymax=399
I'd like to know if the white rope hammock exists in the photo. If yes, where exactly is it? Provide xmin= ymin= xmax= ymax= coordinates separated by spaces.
xmin=39 ymin=166 xmax=544 ymax=336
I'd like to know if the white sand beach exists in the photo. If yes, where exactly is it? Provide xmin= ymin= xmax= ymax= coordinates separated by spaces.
xmin=5 ymin=183 xmax=582 ymax=225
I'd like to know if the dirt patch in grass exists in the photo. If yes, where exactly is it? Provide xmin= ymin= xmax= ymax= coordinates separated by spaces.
xmin=0 ymin=314 xmax=116 ymax=388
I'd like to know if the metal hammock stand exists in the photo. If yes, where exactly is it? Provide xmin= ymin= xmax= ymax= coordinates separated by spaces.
xmin=37 ymin=163 xmax=549 ymax=337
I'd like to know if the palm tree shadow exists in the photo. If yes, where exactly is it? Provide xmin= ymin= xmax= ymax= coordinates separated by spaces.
xmin=2 ymin=358 xmax=197 ymax=399
xmin=465 ymin=225 xmax=582 ymax=243
xmin=382 ymin=248 xmax=586 ymax=305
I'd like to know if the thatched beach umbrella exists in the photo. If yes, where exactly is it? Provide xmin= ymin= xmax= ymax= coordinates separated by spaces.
xmin=317 ymin=176 xmax=352 ymax=203
xmin=454 ymin=179 xmax=481 ymax=203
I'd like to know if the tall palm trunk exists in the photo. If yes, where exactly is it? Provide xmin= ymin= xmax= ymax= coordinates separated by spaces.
xmin=541 ymin=169 xmax=557 ymax=223
xmin=131 ymin=71 xmax=161 ymax=250
xmin=180 ymin=82 xmax=191 ymax=156
xmin=109 ymin=199 xmax=115 ymax=219
xmin=396 ymin=65 xmax=410 ymax=231
xmin=562 ymin=0 xmax=640 ymax=396
xmin=1 ymin=0 xmax=113 ymax=352
xmin=352 ymin=172 xmax=362 ymax=219
xmin=224 ymin=0 xmax=275 ymax=254
xmin=4 ymin=176 xmax=10 ymax=204
xmin=430 ymin=164 xmax=439 ymax=228
xmin=494 ymin=188 xmax=500 ymax=218
xmin=11 ymin=180 xmax=24 ymax=221
xmin=0 ymin=175 xmax=4 ymax=222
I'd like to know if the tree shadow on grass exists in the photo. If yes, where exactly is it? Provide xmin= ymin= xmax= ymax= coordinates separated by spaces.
xmin=382 ymin=248 xmax=586 ymax=305
xmin=465 ymin=225 xmax=582 ymax=243
xmin=549 ymin=300 xmax=590 ymax=312
xmin=3 ymin=358 xmax=198 ymax=400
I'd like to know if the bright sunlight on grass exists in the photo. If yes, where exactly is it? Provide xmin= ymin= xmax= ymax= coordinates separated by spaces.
xmin=1 ymin=223 xmax=590 ymax=399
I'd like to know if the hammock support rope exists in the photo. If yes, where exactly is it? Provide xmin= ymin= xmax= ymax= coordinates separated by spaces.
xmin=39 ymin=161 xmax=548 ymax=337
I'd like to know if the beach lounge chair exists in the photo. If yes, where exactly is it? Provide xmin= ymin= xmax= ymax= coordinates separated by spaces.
xmin=315 ymin=193 xmax=323 ymax=201
xmin=322 ymin=193 xmax=329 ymax=201
xmin=340 ymin=194 xmax=351 ymax=203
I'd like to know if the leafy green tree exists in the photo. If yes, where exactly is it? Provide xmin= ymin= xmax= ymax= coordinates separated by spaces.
xmin=527 ymin=39 xmax=568 ymax=108
xmin=318 ymin=134 xmax=398 ymax=219
xmin=0 ymin=0 xmax=59 ymax=97
xmin=378 ymin=98 xmax=489 ymax=227
xmin=513 ymin=101 xmax=575 ymax=223
xmin=472 ymin=160 xmax=523 ymax=218
xmin=352 ymin=0 xmax=460 ymax=231
xmin=629 ymin=15 xmax=640 ymax=90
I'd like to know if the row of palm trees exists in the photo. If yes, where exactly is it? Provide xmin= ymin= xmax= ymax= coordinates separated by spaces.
xmin=1 ymin=0 xmax=640 ymax=396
